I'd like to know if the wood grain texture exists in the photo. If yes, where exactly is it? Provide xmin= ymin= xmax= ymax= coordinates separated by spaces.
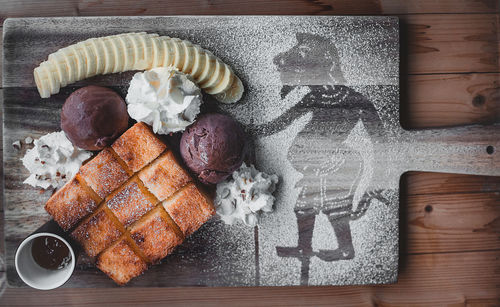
xmin=1 ymin=250 xmax=499 ymax=306
xmin=404 ymin=73 xmax=500 ymax=129
xmin=403 ymin=14 xmax=500 ymax=74
xmin=0 ymin=0 xmax=499 ymax=18
xmin=405 ymin=192 xmax=500 ymax=254
xmin=404 ymin=171 xmax=500 ymax=195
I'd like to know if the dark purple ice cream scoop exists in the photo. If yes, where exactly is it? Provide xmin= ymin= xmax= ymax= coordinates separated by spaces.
xmin=180 ymin=113 xmax=249 ymax=185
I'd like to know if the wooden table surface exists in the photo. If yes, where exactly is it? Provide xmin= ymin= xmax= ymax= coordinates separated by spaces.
xmin=0 ymin=1 xmax=499 ymax=306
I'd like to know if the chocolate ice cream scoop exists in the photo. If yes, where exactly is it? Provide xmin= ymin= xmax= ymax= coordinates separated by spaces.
xmin=180 ymin=113 xmax=249 ymax=185
xmin=61 ymin=86 xmax=129 ymax=150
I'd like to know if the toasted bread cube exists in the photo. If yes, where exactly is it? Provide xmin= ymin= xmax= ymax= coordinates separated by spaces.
xmin=138 ymin=150 xmax=192 ymax=201
xmin=79 ymin=148 xmax=132 ymax=199
xmin=96 ymin=237 xmax=147 ymax=285
xmin=162 ymin=183 xmax=215 ymax=237
xmin=111 ymin=122 xmax=166 ymax=172
xmin=129 ymin=207 xmax=184 ymax=263
xmin=71 ymin=208 xmax=123 ymax=258
xmin=105 ymin=177 xmax=158 ymax=227
xmin=45 ymin=175 xmax=100 ymax=231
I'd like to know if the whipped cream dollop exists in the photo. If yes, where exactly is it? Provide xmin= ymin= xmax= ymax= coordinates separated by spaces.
xmin=126 ymin=67 xmax=202 ymax=134
xmin=22 ymin=131 xmax=92 ymax=189
xmin=215 ymin=163 xmax=279 ymax=227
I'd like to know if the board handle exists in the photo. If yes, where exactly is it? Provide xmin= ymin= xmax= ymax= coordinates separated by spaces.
xmin=398 ymin=124 xmax=499 ymax=176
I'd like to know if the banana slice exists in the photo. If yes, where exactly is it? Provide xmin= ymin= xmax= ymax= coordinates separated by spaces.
xmin=100 ymin=38 xmax=116 ymax=74
xmin=150 ymin=36 xmax=163 ymax=68
xmin=87 ymin=38 xmax=106 ymax=75
xmin=70 ymin=44 xmax=87 ymax=81
xmin=129 ymin=33 xmax=153 ymax=70
xmin=47 ymin=52 xmax=69 ymax=87
xmin=214 ymin=76 xmax=244 ymax=104
xmin=116 ymin=35 xmax=134 ymax=71
xmin=171 ymin=38 xmax=185 ymax=70
xmin=181 ymin=40 xmax=195 ymax=74
xmin=33 ymin=66 xmax=51 ymax=98
xmin=200 ymin=58 xmax=224 ymax=89
xmin=40 ymin=62 xmax=60 ymax=95
xmin=78 ymin=41 xmax=97 ymax=78
xmin=197 ymin=52 xmax=217 ymax=85
xmin=60 ymin=48 xmax=78 ymax=84
xmin=33 ymin=32 xmax=244 ymax=103
xmin=108 ymin=36 xmax=124 ymax=73
xmin=160 ymin=37 xmax=175 ymax=68
xmin=205 ymin=63 xmax=234 ymax=95
xmin=140 ymin=33 xmax=158 ymax=70
xmin=189 ymin=45 xmax=206 ymax=81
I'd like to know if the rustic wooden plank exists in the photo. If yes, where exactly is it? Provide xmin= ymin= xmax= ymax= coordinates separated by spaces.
xmin=404 ymin=192 xmax=500 ymax=254
xmin=403 ymin=14 xmax=500 ymax=74
xmin=0 ymin=0 xmax=498 ymax=18
xmin=1 ymin=250 xmax=499 ymax=306
xmin=381 ymin=0 xmax=500 ymax=14
xmin=404 ymin=172 xmax=500 ymax=195
xmin=403 ymin=73 xmax=500 ymax=129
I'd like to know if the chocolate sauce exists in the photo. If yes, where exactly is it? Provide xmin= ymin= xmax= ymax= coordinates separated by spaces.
xmin=31 ymin=236 xmax=71 ymax=270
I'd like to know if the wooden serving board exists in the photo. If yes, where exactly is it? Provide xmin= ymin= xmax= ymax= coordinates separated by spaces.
xmin=2 ymin=16 xmax=499 ymax=288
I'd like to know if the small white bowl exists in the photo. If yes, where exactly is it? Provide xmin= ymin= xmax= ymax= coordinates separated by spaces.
xmin=15 ymin=232 xmax=75 ymax=290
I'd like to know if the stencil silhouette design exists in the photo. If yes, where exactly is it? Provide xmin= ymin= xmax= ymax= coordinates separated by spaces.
xmin=254 ymin=33 xmax=388 ymax=285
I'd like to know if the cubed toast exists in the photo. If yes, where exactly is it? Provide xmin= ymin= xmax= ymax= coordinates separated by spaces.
xmin=111 ymin=122 xmax=166 ymax=172
xmin=129 ymin=206 xmax=184 ymax=263
xmin=71 ymin=207 xmax=124 ymax=258
xmin=162 ymin=183 xmax=215 ymax=237
xmin=105 ymin=177 xmax=158 ymax=227
xmin=44 ymin=122 xmax=216 ymax=285
xmin=79 ymin=148 xmax=132 ymax=199
xmin=138 ymin=150 xmax=192 ymax=201
xmin=45 ymin=175 xmax=100 ymax=231
xmin=96 ymin=236 xmax=148 ymax=285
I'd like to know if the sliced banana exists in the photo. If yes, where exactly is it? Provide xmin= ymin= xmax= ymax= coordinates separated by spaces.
xmin=150 ymin=36 xmax=163 ymax=68
xmin=38 ymin=62 xmax=58 ymax=95
xmin=200 ymin=57 xmax=224 ymax=89
xmin=214 ymin=76 xmax=244 ymax=104
xmin=181 ymin=40 xmax=195 ymax=74
xmin=205 ymin=63 xmax=234 ymax=95
xmin=60 ymin=48 xmax=77 ymax=84
xmin=160 ymin=37 xmax=175 ymax=68
xmin=100 ymin=38 xmax=116 ymax=75
xmin=69 ymin=44 xmax=86 ymax=81
xmin=171 ymin=38 xmax=185 ymax=71
xmin=85 ymin=38 xmax=104 ymax=75
xmin=139 ymin=33 xmax=158 ymax=70
xmin=116 ymin=35 xmax=135 ymax=71
xmin=33 ymin=66 xmax=50 ymax=98
xmin=47 ymin=52 xmax=69 ymax=87
xmin=33 ymin=32 xmax=244 ymax=103
xmin=108 ymin=36 xmax=124 ymax=73
xmin=78 ymin=41 xmax=97 ymax=78
xmin=129 ymin=33 xmax=148 ymax=70
xmin=189 ymin=45 xmax=206 ymax=81
xmin=197 ymin=52 xmax=217 ymax=85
